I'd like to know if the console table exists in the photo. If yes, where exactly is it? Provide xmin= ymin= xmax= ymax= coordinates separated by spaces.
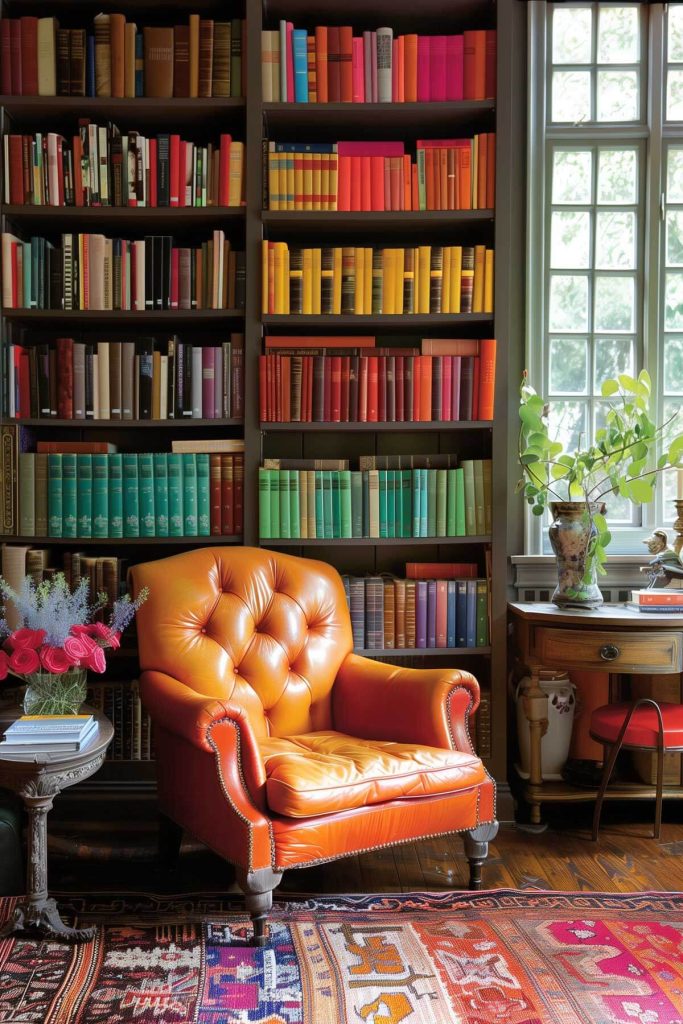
xmin=509 ymin=602 xmax=683 ymax=824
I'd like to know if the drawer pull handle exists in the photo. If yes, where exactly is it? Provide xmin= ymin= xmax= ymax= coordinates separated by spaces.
xmin=600 ymin=643 xmax=620 ymax=662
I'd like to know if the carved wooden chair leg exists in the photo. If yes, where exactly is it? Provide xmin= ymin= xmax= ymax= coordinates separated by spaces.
xmin=462 ymin=822 xmax=499 ymax=890
xmin=236 ymin=868 xmax=283 ymax=947
xmin=158 ymin=813 xmax=183 ymax=870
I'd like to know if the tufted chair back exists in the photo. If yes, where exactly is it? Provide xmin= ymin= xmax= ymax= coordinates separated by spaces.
xmin=130 ymin=547 xmax=354 ymax=740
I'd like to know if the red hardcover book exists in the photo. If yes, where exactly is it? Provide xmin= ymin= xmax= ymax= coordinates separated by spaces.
xmin=472 ymin=355 xmax=480 ymax=420
xmin=446 ymin=35 xmax=464 ymax=101
xmin=265 ymin=335 xmax=375 ymax=348
xmin=339 ymin=26 xmax=353 ymax=102
xmin=259 ymin=355 xmax=267 ymax=420
xmin=210 ymin=454 xmax=222 ymax=534
xmin=178 ymin=141 xmax=187 ymax=207
xmin=395 ymin=355 xmax=405 ymax=421
xmin=56 ymin=136 xmax=65 ymax=206
xmin=420 ymin=355 xmax=432 ymax=421
xmin=349 ymin=155 xmax=362 ymax=211
xmin=370 ymin=156 xmax=384 ymax=211
xmin=321 ymin=357 xmax=331 ymax=420
xmin=10 ymin=21 xmax=22 ymax=95
xmin=286 ymin=22 xmax=295 ymax=102
xmin=359 ymin=357 xmax=368 ymax=421
xmin=315 ymin=26 xmax=328 ymax=103
xmin=218 ymin=134 xmax=231 ymax=206
xmin=360 ymin=155 xmax=372 ymax=210
xmin=340 ymin=355 xmax=350 ymax=421
xmin=234 ymin=453 xmax=244 ymax=534
xmin=406 ymin=562 xmax=477 ymax=579
xmin=1 ymin=21 xmax=11 ymax=95
xmin=352 ymin=36 xmax=364 ymax=102
xmin=37 ymin=441 xmax=115 ymax=453
xmin=442 ymin=354 xmax=452 ymax=421
xmin=274 ymin=353 xmax=282 ymax=421
xmin=464 ymin=30 xmax=486 ymax=100
xmin=451 ymin=356 xmax=461 ymax=420
xmin=327 ymin=26 xmax=341 ymax=102
xmin=221 ymin=454 xmax=234 ymax=535
xmin=20 ymin=18 xmax=38 ymax=95
xmin=8 ymin=137 xmax=25 ymax=204
xmin=478 ymin=339 xmax=496 ymax=420
xmin=485 ymin=30 xmax=497 ymax=99
xmin=377 ymin=355 xmax=386 ymax=421
xmin=169 ymin=134 xmax=180 ymax=207
xmin=417 ymin=35 xmax=430 ymax=102
xmin=412 ymin=354 xmax=421 ymax=421
xmin=149 ymin=138 xmax=158 ymax=206
xmin=392 ymin=38 xmax=398 ymax=101
xmin=170 ymin=247 xmax=179 ymax=309
xmin=366 ymin=355 xmax=379 ymax=422
xmin=55 ymin=338 xmax=73 ymax=418
xmin=330 ymin=355 xmax=342 ymax=421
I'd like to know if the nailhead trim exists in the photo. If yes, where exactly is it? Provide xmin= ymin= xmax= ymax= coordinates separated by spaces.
xmin=206 ymin=718 xmax=257 ymax=873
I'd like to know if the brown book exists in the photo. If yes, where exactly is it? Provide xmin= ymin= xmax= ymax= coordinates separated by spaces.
xmin=124 ymin=22 xmax=136 ymax=98
xmin=0 ymin=425 xmax=18 ymax=536
xmin=405 ymin=580 xmax=416 ymax=648
xmin=198 ymin=20 xmax=214 ymax=98
xmin=173 ymin=25 xmax=190 ymax=97
xmin=110 ymin=342 xmax=122 ymax=419
xmin=93 ymin=13 xmax=111 ymax=97
xmin=37 ymin=441 xmax=117 ymax=454
xmin=109 ymin=12 xmax=126 ymax=98
xmin=188 ymin=14 xmax=200 ymax=98
xmin=69 ymin=29 xmax=86 ymax=96
xmin=383 ymin=579 xmax=395 ymax=648
xmin=212 ymin=22 xmax=231 ymax=97
xmin=56 ymin=28 xmax=70 ymax=96
xmin=143 ymin=26 xmax=174 ymax=98
xmin=121 ymin=342 xmax=135 ymax=419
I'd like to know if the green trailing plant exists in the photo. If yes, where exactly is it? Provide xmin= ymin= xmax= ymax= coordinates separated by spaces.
xmin=517 ymin=369 xmax=683 ymax=581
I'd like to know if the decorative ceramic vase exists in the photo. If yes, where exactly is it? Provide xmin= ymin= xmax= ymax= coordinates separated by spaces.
xmin=548 ymin=501 xmax=605 ymax=609
xmin=22 ymin=668 xmax=88 ymax=716
xmin=515 ymin=672 xmax=577 ymax=781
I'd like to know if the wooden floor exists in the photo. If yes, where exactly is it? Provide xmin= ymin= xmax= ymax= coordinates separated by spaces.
xmin=49 ymin=804 xmax=683 ymax=895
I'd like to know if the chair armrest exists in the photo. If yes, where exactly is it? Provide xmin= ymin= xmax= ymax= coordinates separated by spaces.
xmin=332 ymin=653 xmax=480 ymax=754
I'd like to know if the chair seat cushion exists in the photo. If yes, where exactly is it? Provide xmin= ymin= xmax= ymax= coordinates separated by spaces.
xmin=590 ymin=702 xmax=683 ymax=749
xmin=260 ymin=730 xmax=486 ymax=818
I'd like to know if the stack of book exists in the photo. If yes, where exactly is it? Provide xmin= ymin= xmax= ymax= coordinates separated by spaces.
xmin=266 ymin=135 xmax=495 ymax=212
xmin=1 ymin=714 xmax=98 ymax=758
xmin=2 ymin=232 xmax=246 ymax=311
xmin=0 ymin=15 xmax=245 ymax=98
xmin=259 ymin=336 xmax=496 ymax=422
xmin=262 ymin=242 xmax=494 ymax=315
xmin=4 ymin=128 xmax=244 ymax=208
xmin=630 ymin=589 xmax=683 ymax=613
xmin=261 ymin=25 xmax=495 ymax=102
xmin=88 ymin=681 xmax=153 ymax=761
xmin=259 ymin=455 xmax=492 ymax=539
xmin=7 ymin=335 xmax=244 ymax=422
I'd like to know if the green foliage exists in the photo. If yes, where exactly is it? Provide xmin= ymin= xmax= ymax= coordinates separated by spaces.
xmin=518 ymin=370 xmax=683 ymax=580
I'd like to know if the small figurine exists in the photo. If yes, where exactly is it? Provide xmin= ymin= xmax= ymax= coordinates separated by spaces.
xmin=640 ymin=529 xmax=683 ymax=587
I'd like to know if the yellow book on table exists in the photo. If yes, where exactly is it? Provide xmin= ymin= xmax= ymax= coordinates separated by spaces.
xmin=303 ymin=248 xmax=313 ymax=313
xmin=418 ymin=246 xmax=431 ymax=314
xmin=484 ymin=249 xmax=494 ymax=312
xmin=354 ymin=247 xmax=365 ymax=315
xmin=472 ymin=244 xmax=486 ymax=313
xmin=312 ymin=247 xmax=322 ymax=314
xmin=393 ymin=247 xmax=404 ymax=315
xmin=449 ymin=246 xmax=462 ymax=313
xmin=333 ymin=247 xmax=342 ymax=313
xmin=383 ymin=249 xmax=395 ymax=315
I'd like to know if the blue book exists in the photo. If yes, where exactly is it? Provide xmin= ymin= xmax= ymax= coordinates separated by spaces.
xmin=447 ymin=581 xmax=457 ymax=647
xmin=466 ymin=580 xmax=477 ymax=648
xmin=456 ymin=580 xmax=468 ymax=647
xmin=427 ymin=580 xmax=437 ymax=648
xmin=135 ymin=32 xmax=144 ymax=96
xmin=292 ymin=29 xmax=309 ymax=101
xmin=86 ymin=33 xmax=96 ymax=96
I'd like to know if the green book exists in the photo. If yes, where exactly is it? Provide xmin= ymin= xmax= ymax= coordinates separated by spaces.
xmin=436 ymin=468 xmax=447 ymax=537
xmin=259 ymin=468 xmax=271 ymax=538
xmin=269 ymin=469 xmax=280 ymax=537
xmin=473 ymin=459 xmax=486 ymax=535
xmin=122 ymin=453 xmax=140 ymax=538
xmin=153 ymin=453 xmax=169 ymax=537
xmin=401 ymin=470 xmax=412 ymax=538
xmin=76 ymin=454 xmax=92 ymax=538
xmin=427 ymin=469 xmax=437 ymax=537
xmin=108 ymin=454 xmax=123 ymax=538
xmin=446 ymin=469 xmax=457 ymax=536
xmin=278 ymin=469 xmax=290 ymax=538
xmin=416 ymin=148 xmax=427 ymax=211
xmin=462 ymin=460 xmax=476 ymax=535
xmin=196 ymin=454 xmax=210 ymax=536
xmin=350 ymin=471 xmax=363 ymax=537
xmin=323 ymin=471 xmax=333 ymax=539
xmin=362 ymin=470 xmax=370 ymax=536
xmin=378 ymin=470 xmax=387 ymax=538
xmin=411 ymin=469 xmax=421 ymax=537
xmin=61 ymin=453 xmax=77 ymax=538
xmin=331 ymin=471 xmax=340 ymax=538
xmin=476 ymin=579 xmax=489 ymax=646
xmin=289 ymin=469 xmax=300 ymax=539
xmin=48 ymin=454 xmax=62 ymax=537
xmin=314 ymin=472 xmax=324 ymax=538
xmin=19 ymin=453 xmax=35 ymax=536
xmin=167 ymin=454 xmax=183 ymax=536
xmin=34 ymin=453 xmax=48 ymax=536
xmin=182 ymin=454 xmax=198 ymax=536
xmin=455 ymin=467 xmax=466 ymax=536
xmin=340 ymin=470 xmax=352 ymax=538
xmin=138 ymin=453 xmax=156 ymax=537
xmin=386 ymin=470 xmax=395 ymax=538
xmin=419 ymin=469 xmax=428 ymax=538
xmin=93 ymin=454 xmax=109 ymax=538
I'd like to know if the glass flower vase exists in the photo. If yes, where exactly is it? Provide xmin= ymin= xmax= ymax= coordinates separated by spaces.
xmin=22 ymin=669 xmax=88 ymax=716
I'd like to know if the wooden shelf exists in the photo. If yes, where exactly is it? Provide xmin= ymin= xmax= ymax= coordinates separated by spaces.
xmin=263 ymin=314 xmax=493 ymax=329
xmin=4 ymin=309 xmax=244 ymax=326
xmin=262 ymin=210 xmax=494 ymax=236
xmin=521 ymin=778 xmax=683 ymax=804
xmin=356 ymin=646 xmax=491 ymax=657
xmin=19 ymin=419 xmax=244 ymax=428
xmin=260 ymin=536 xmax=491 ymax=546
xmin=12 ymin=536 xmax=243 ymax=546
xmin=3 ymin=206 xmax=246 ymax=230
xmin=1 ymin=97 xmax=245 ymax=126
xmin=261 ymin=421 xmax=492 ymax=432
xmin=263 ymin=104 xmax=494 ymax=131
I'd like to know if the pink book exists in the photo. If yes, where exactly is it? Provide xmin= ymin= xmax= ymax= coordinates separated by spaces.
xmin=363 ymin=31 xmax=372 ymax=104
xmin=286 ymin=22 xmax=295 ymax=102
xmin=352 ymin=36 xmax=364 ymax=102
xmin=430 ymin=35 xmax=446 ymax=102
xmin=417 ymin=36 xmax=430 ymax=101
xmin=371 ymin=30 xmax=378 ymax=102
xmin=446 ymin=35 xmax=464 ymax=100
xmin=337 ymin=141 xmax=404 ymax=156
xmin=451 ymin=356 xmax=462 ymax=420
xmin=202 ymin=347 xmax=216 ymax=419
xmin=392 ymin=38 xmax=398 ymax=101
xmin=442 ymin=355 xmax=452 ymax=421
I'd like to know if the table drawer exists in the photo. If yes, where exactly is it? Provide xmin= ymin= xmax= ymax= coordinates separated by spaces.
xmin=533 ymin=627 xmax=683 ymax=673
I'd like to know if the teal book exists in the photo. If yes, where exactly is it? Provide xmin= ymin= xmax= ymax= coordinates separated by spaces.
xmin=340 ymin=470 xmax=352 ymax=538
xmin=93 ymin=454 xmax=109 ymax=538
xmin=350 ymin=471 xmax=363 ymax=537
xmin=108 ymin=454 xmax=123 ymax=537
xmin=48 ymin=454 xmax=63 ymax=537
xmin=259 ymin=468 xmax=271 ymax=538
xmin=289 ymin=469 xmax=300 ymax=539
xmin=362 ymin=471 xmax=370 ymax=536
xmin=331 ymin=471 xmax=340 ymax=538
xmin=322 ymin=471 xmax=333 ymax=539
xmin=182 ymin=454 xmax=198 ymax=536
xmin=19 ymin=453 xmax=35 ymax=536
xmin=476 ymin=579 xmax=489 ymax=646
xmin=411 ymin=469 xmax=421 ymax=537
xmin=122 ymin=453 xmax=140 ymax=537
xmin=153 ymin=453 xmax=169 ymax=537
xmin=196 ymin=454 xmax=210 ymax=536
xmin=387 ymin=470 xmax=395 ymax=538
xmin=138 ymin=453 xmax=156 ymax=537
xmin=402 ymin=470 xmax=412 ymax=538
xmin=270 ymin=469 xmax=280 ymax=537
xmin=378 ymin=470 xmax=387 ymax=538
xmin=167 ymin=454 xmax=183 ymax=536
xmin=446 ymin=469 xmax=457 ymax=536
xmin=427 ymin=469 xmax=437 ymax=537
xmin=314 ymin=472 xmax=324 ymax=538
xmin=455 ymin=467 xmax=466 ymax=536
xmin=436 ymin=468 xmax=447 ymax=537
xmin=419 ymin=469 xmax=428 ymax=537
xmin=76 ymin=454 xmax=93 ymax=538
xmin=279 ymin=469 xmax=291 ymax=538
xmin=61 ymin=453 xmax=77 ymax=538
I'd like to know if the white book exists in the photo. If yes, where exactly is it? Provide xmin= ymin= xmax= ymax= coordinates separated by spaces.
xmin=376 ymin=28 xmax=393 ymax=103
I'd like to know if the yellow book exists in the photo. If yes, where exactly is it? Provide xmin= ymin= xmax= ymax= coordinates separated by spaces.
xmin=412 ymin=247 xmax=419 ymax=313
xmin=228 ymin=141 xmax=244 ymax=207
xmin=449 ymin=246 xmax=462 ymax=313
xmin=284 ymin=246 xmax=291 ymax=314
xmin=363 ymin=246 xmax=372 ymax=315
xmin=393 ymin=247 xmax=404 ymax=315
xmin=273 ymin=242 xmax=285 ymax=314
xmin=303 ymin=248 xmax=313 ymax=313
xmin=292 ymin=149 xmax=302 ymax=211
xmin=333 ymin=247 xmax=342 ymax=313
xmin=484 ymin=248 xmax=494 ymax=312
xmin=312 ymin=152 xmax=321 ymax=212
xmin=303 ymin=151 xmax=313 ymax=211
xmin=383 ymin=249 xmax=395 ymax=314
xmin=262 ymin=240 xmax=269 ymax=313
xmin=442 ymin=247 xmax=451 ymax=313
xmin=354 ymin=247 xmax=365 ymax=315
xmin=312 ymin=247 xmax=322 ymax=314
xmin=320 ymin=153 xmax=329 ymax=212
xmin=418 ymin=246 xmax=431 ymax=314
xmin=329 ymin=148 xmax=338 ymax=211
xmin=472 ymin=244 xmax=486 ymax=313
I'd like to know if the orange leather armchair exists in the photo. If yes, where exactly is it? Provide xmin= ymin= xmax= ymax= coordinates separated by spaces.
xmin=130 ymin=547 xmax=497 ymax=945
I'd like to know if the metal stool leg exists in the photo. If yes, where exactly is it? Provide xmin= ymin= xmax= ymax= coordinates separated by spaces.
xmin=592 ymin=740 xmax=622 ymax=841
xmin=653 ymin=702 xmax=665 ymax=841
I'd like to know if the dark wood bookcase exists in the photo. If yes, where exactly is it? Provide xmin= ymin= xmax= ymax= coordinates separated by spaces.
xmin=0 ymin=0 xmax=525 ymax=826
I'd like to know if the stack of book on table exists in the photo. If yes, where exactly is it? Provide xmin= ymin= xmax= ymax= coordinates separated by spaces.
xmin=630 ymin=589 xmax=683 ymax=613
xmin=0 ymin=714 xmax=98 ymax=757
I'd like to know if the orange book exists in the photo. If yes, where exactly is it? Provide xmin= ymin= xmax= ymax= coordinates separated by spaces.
xmin=265 ymin=335 xmax=376 ymax=348
xmin=473 ymin=245 xmax=486 ymax=312
xmin=360 ymin=155 xmax=372 ymax=210
xmin=389 ymin=157 xmax=402 ymax=211
xmin=439 ymin=149 xmax=448 ymax=211
xmin=447 ymin=149 xmax=456 ymax=210
xmin=464 ymin=29 xmax=486 ymax=100
xmin=486 ymin=133 xmax=496 ymax=208
xmin=404 ymin=34 xmax=418 ymax=102
xmin=411 ymin=165 xmax=418 ymax=211
xmin=315 ymin=26 xmax=328 ymax=103
xmin=419 ymin=354 xmax=432 ymax=421
xmin=478 ymin=338 xmax=496 ymax=420
xmin=477 ymin=135 xmax=487 ymax=210
xmin=397 ymin=35 xmax=405 ymax=102
xmin=421 ymin=338 xmax=479 ymax=356
xmin=458 ymin=147 xmax=472 ymax=211
xmin=109 ymin=13 xmax=126 ymax=98
xmin=413 ymin=353 xmax=421 ymax=420
xmin=370 ymin=156 xmax=384 ymax=211
xmin=339 ymin=26 xmax=353 ymax=102
xmin=403 ymin=154 xmax=411 ymax=210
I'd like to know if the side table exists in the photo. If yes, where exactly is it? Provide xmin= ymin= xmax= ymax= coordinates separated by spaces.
xmin=0 ymin=706 xmax=113 ymax=942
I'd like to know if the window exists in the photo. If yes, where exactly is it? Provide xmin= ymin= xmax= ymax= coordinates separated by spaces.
xmin=527 ymin=2 xmax=683 ymax=553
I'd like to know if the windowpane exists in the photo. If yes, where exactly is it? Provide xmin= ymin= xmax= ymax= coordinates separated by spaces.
xmin=594 ymin=337 xmax=634 ymax=388
xmin=549 ymin=275 xmax=589 ymax=331
xmin=668 ymin=4 xmax=683 ymax=62
xmin=665 ymin=272 xmax=683 ymax=329
xmin=548 ymin=400 xmax=588 ymax=454
xmin=598 ymin=6 xmax=639 ymax=63
xmin=594 ymin=276 xmax=634 ymax=331
xmin=663 ymin=337 xmax=683 ymax=395
xmin=667 ymin=69 xmax=683 ymax=119
xmin=552 ymin=71 xmax=591 ymax=123
xmin=551 ymin=211 xmax=591 ymax=269
xmin=553 ymin=150 xmax=593 ymax=203
xmin=596 ymin=211 xmax=635 ymax=269
xmin=598 ymin=149 xmax=637 ymax=203
xmin=549 ymin=338 xmax=589 ymax=394
xmin=597 ymin=70 xmax=639 ymax=121
xmin=667 ymin=211 xmax=683 ymax=267
xmin=667 ymin=148 xmax=683 ymax=202
xmin=553 ymin=7 xmax=592 ymax=64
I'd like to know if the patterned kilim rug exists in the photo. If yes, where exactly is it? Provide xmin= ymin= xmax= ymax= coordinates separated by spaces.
xmin=1 ymin=889 xmax=682 ymax=1023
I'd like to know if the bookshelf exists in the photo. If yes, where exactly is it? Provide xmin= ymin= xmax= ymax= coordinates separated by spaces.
xmin=0 ymin=0 xmax=525 ymax=823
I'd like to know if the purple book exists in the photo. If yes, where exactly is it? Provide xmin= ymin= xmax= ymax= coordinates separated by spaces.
xmin=427 ymin=579 xmax=437 ymax=648
xmin=451 ymin=356 xmax=461 ymax=421
xmin=416 ymin=580 xmax=428 ymax=648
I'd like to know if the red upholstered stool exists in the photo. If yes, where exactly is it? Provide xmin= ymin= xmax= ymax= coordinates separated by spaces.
xmin=590 ymin=700 xmax=683 ymax=841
